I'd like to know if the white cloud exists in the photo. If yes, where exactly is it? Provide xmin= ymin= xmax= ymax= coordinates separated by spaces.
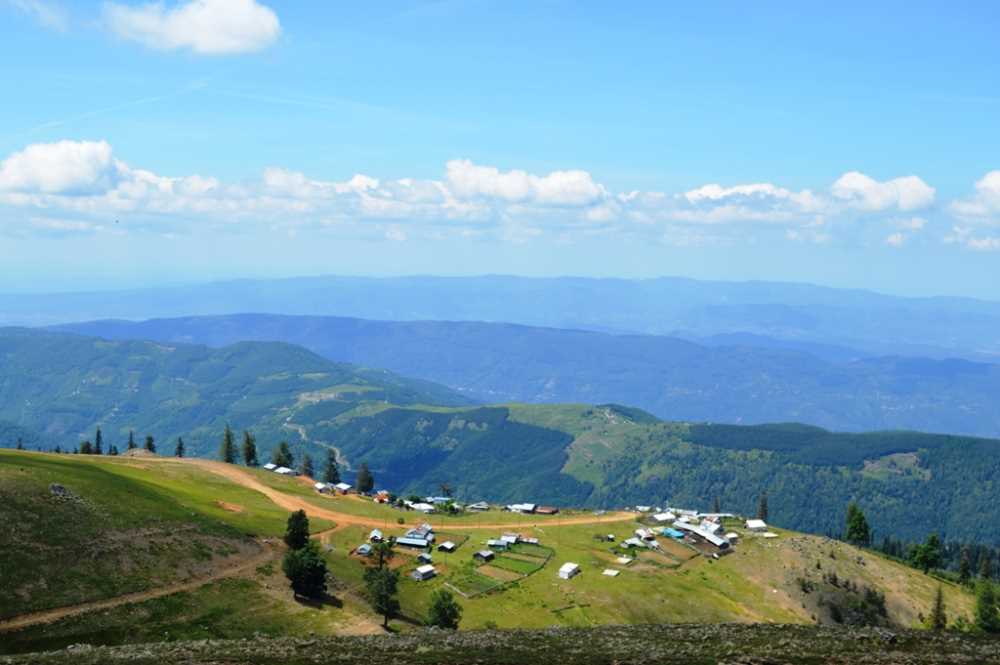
xmin=950 ymin=170 xmax=1000 ymax=224
xmin=5 ymin=0 xmax=68 ymax=30
xmin=0 ymin=140 xmax=118 ymax=194
xmin=831 ymin=171 xmax=935 ymax=212
xmin=103 ymin=0 xmax=280 ymax=55
xmin=0 ymin=141 xmax=959 ymax=250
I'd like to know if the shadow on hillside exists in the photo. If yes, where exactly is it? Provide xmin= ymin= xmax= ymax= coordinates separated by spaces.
xmin=293 ymin=593 xmax=343 ymax=609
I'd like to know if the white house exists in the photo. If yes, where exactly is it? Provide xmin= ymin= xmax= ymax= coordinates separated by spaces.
xmin=263 ymin=463 xmax=278 ymax=471
xmin=635 ymin=505 xmax=652 ymax=513
xmin=334 ymin=482 xmax=352 ymax=494
xmin=652 ymin=512 xmax=677 ymax=523
xmin=746 ymin=519 xmax=768 ymax=532
xmin=369 ymin=529 xmax=383 ymax=543
xmin=412 ymin=564 xmax=437 ymax=581
xmin=410 ymin=502 xmax=436 ymax=513
xmin=437 ymin=541 xmax=457 ymax=553
xmin=314 ymin=482 xmax=330 ymax=493
xmin=506 ymin=503 xmax=536 ymax=514
xmin=602 ymin=569 xmax=620 ymax=577
xmin=467 ymin=501 xmax=490 ymax=511
xmin=275 ymin=466 xmax=296 ymax=475
xmin=558 ymin=562 xmax=581 ymax=579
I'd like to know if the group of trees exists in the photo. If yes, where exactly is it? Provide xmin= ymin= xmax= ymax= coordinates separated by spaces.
xmin=844 ymin=502 xmax=999 ymax=633
xmin=57 ymin=427 xmax=169 ymax=457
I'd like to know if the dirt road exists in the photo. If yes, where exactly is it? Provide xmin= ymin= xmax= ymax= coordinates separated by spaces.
xmin=176 ymin=457 xmax=636 ymax=531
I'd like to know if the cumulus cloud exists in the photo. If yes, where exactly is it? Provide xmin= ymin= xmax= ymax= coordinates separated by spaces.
xmin=950 ymin=170 xmax=1000 ymax=224
xmin=103 ymin=0 xmax=280 ymax=54
xmin=0 ymin=140 xmax=118 ymax=194
xmin=831 ymin=171 xmax=935 ymax=211
xmin=0 ymin=140 xmax=961 ymax=249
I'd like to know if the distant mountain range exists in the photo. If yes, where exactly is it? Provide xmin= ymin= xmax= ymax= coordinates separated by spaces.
xmin=57 ymin=313 xmax=1000 ymax=438
xmin=2 ymin=328 xmax=999 ymax=543
xmin=5 ymin=274 xmax=1000 ymax=359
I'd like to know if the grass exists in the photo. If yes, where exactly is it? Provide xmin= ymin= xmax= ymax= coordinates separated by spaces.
xmin=0 ymin=450 xmax=330 ymax=618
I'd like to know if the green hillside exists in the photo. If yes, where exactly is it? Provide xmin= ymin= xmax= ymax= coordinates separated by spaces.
xmin=0 ymin=328 xmax=471 ymax=458
xmin=0 ymin=450 xmax=979 ymax=658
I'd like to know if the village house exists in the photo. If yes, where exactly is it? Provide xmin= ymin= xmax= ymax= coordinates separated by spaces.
xmin=467 ymin=501 xmax=490 ymax=511
xmin=313 ymin=482 xmax=331 ymax=493
xmin=417 ymin=552 xmax=433 ymax=564
xmin=474 ymin=550 xmax=495 ymax=562
xmin=373 ymin=490 xmax=391 ymax=503
xmin=486 ymin=539 xmax=509 ymax=551
xmin=263 ymin=463 xmax=278 ymax=471
xmin=437 ymin=541 xmax=457 ymax=553
xmin=356 ymin=544 xmax=372 ymax=556
xmin=369 ymin=529 xmax=383 ymax=543
xmin=505 ymin=503 xmax=536 ymax=514
xmin=745 ymin=519 xmax=768 ymax=532
xmin=412 ymin=564 xmax=436 ymax=581
xmin=558 ymin=562 xmax=581 ymax=579
xmin=333 ymin=482 xmax=352 ymax=495
xmin=535 ymin=506 xmax=559 ymax=515
xmin=396 ymin=536 xmax=429 ymax=549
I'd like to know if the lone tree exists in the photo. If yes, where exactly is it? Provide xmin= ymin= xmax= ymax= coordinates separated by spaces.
xmin=284 ymin=509 xmax=310 ymax=550
xmin=356 ymin=462 xmax=374 ymax=494
xmin=242 ymin=430 xmax=258 ymax=467
xmin=127 ymin=431 xmax=136 ymax=450
xmin=757 ymin=491 xmax=769 ymax=522
xmin=272 ymin=441 xmax=293 ymax=468
xmin=928 ymin=585 xmax=947 ymax=631
xmin=427 ymin=588 xmax=462 ymax=629
xmin=322 ymin=450 xmax=340 ymax=484
xmin=144 ymin=435 xmax=156 ymax=453
xmin=372 ymin=539 xmax=395 ymax=571
xmin=109 ymin=444 xmax=119 ymax=456
xmin=15 ymin=438 xmax=23 ymax=450
xmin=94 ymin=427 xmax=103 ymax=455
xmin=845 ymin=502 xmax=872 ymax=547
xmin=911 ymin=533 xmax=943 ymax=574
xmin=301 ymin=454 xmax=315 ymax=479
xmin=282 ymin=541 xmax=328 ymax=600
xmin=975 ymin=580 xmax=1000 ymax=633
xmin=959 ymin=547 xmax=972 ymax=585
xmin=364 ymin=566 xmax=400 ymax=629
xmin=219 ymin=425 xmax=237 ymax=464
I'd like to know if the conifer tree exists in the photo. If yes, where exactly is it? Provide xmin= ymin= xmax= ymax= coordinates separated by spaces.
xmin=284 ymin=509 xmax=310 ymax=550
xmin=845 ymin=502 xmax=872 ymax=547
xmin=54 ymin=445 xmax=62 ymax=454
xmin=219 ymin=424 xmax=237 ymax=464
xmin=301 ymin=453 xmax=314 ymax=479
xmin=80 ymin=440 xmax=93 ymax=455
xmin=355 ymin=462 xmax=374 ymax=494
xmin=427 ymin=588 xmax=462 ymax=629
xmin=272 ymin=441 xmax=293 ymax=467
xmin=127 ymin=431 xmax=137 ymax=450
xmin=322 ymin=450 xmax=340 ymax=484
xmin=975 ymin=580 xmax=1000 ymax=633
xmin=713 ymin=496 xmax=721 ymax=514
xmin=982 ymin=555 xmax=993 ymax=581
xmin=241 ymin=430 xmax=258 ymax=467
xmin=109 ymin=444 xmax=119 ymax=456
xmin=144 ymin=435 xmax=156 ymax=453
xmin=175 ymin=437 xmax=185 ymax=458
xmin=15 ymin=438 xmax=23 ymax=450
xmin=757 ymin=491 xmax=769 ymax=521
xmin=928 ymin=585 xmax=947 ymax=631
xmin=94 ymin=427 xmax=103 ymax=455
xmin=364 ymin=566 xmax=400 ymax=629
xmin=282 ymin=541 xmax=328 ymax=599
xmin=959 ymin=547 xmax=972 ymax=585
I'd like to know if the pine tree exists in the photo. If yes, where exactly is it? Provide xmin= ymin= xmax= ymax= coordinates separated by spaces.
xmin=127 ymin=431 xmax=136 ymax=450
xmin=845 ymin=502 xmax=872 ymax=547
xmin=301 ymin=454 xmax=314 ymax=479
xmin=982 ymin=555 xmax=993 ymax=581
xmin=94 ymin=427 xmax=103 ymax=455
xmin=911 ymin=533 xmax=943 ymax=574
xmin=54 ymin=445 xmax=62 ymax=454
xmin=713 ymin=496 xmax=721 ymax=514
xmin=975 ymin=580 xmax=1000 ymax=633
xmin=109 ymin=444 xmax=119 ymax=456
xmin=322 ymin=450 xmax=340 ymax=484
xmin=356 ymin=462 xmax=374 ymax=494
xmin=284 ymin=510 xmax=310 ymax=550
xmin=757 ymin=491 xmax=769 ymax=521
xmin=80 ymin=440 xmax=93 ymax=455
xmin=240 ymin=430 xmax=258 ymax=467
xmin=15 ymin=438 xmax=23 ymax=450
xmin=928 ymin=585 xmax=947 ymax=631
xmin=373 ymin=540 xmax=395 ymax=571
xmin=144 ymin=435 xmax=156 ymax=453
xmin=175 ymin=437 xmax=185 ymax=458
xmin=427 ymin=588 xmax=462 ymax=629
xmin=272 ymin=441 xmax=293 ymax=468
xmin=959 ymin=547 xmax=972 ymax=585
xmin=219 ymin=425 xmax=237 ymax=464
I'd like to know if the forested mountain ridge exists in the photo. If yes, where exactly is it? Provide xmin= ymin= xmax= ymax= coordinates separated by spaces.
xmin=0 ymin=328 xmax=472 ymax=456
xmin=57 ymin=313 xmax=1000 ymax=437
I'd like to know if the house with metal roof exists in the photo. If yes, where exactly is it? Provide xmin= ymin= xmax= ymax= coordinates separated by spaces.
xmin=558 ymin=562 xmax=580 ymax=579
xmin=474 ymin=550 xmax=495 ymax=562
xmin=369 ymin=529 xmax=383 ymax=543
xmin=746 ymin=519 xmax=768 ymax=532
xmin=437 ymin=541 xmax=457 ymax=553
xmin=263 ymin=463 xmax=278 ymax=471
xmin=467 ymin=501 xmax=490 ymax=511
xmin=412 ymin=564 xmax=437 ymax=581
xmin=486 ymin=539 xmax=509 ymax=550
xmin=672 ymin=520 xmax=731 ymax=550
xmin=397 ymin=536 xmax=429 ymax=549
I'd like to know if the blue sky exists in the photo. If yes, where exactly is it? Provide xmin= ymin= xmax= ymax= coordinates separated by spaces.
xmin=1 ymin=0 xmax=998 ymax=297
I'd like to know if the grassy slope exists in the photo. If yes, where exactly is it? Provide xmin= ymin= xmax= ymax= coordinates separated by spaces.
xmin=0 ymin=451 xmax=333 ymax=620
xmin=0 ymin=450 xmax=977 ymax=656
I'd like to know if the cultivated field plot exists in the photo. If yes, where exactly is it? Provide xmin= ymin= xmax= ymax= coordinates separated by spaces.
xmin=447 ymin=543 xmax=553 ymax=598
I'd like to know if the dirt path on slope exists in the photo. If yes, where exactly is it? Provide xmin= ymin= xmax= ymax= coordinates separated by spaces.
xmin=0 ymin=543 xmax=278 ymax=633
xmin=178 ymin=458 xmax=636 ymax=530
